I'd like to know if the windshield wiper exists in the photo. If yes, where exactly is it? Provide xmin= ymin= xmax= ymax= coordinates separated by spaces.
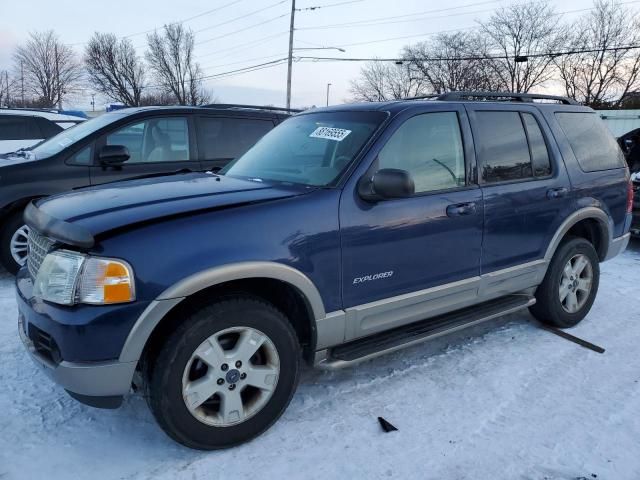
xmin=99 ymin=168 xmax=204 ymax=185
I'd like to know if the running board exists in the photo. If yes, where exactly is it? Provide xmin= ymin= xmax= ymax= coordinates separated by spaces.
xmin=317 ymin=295 xmax=535 ymax=370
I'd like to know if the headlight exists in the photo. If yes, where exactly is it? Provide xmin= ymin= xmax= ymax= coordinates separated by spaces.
xmin=33 ymin=250 xmax=135 ymax=305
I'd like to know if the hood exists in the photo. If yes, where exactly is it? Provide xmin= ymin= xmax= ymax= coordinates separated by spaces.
xmin=34 ymin=172 xmax=309 ymax=241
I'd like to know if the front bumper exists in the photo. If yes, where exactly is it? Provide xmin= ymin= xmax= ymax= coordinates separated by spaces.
xmin=16 ymin=269 xmax=141 ymax=408
xmin=19 ymin=314 xmax=135 ymax=407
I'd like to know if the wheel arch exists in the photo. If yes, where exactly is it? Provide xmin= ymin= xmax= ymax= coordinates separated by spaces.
xmin=119 ymin=262 xmax=326 ymax=365
xmin=544 ymin=207 xmax=611 ymax=262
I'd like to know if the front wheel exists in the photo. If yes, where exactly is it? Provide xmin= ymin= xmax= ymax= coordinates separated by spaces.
xmin=146 ymin=296 xmax=300 ymax=449
xmin=530 ymin=236 xmax=600 ymax=328
xmin=0 ymin=212 xmax=30 ymax=274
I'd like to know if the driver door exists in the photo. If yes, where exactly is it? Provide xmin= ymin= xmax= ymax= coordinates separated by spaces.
xmin=89 ymin=116 xmax=201 ymax=185
xmin=339 ymin=106 xmax=484 ymax=340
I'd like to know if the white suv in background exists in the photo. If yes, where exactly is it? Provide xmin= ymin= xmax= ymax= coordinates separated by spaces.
xmin=0 ymin=109 xmax=84 ymax=155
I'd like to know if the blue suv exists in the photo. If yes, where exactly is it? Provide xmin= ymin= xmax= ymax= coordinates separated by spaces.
xmin=16 ymin=92 xmax=633 ymax=449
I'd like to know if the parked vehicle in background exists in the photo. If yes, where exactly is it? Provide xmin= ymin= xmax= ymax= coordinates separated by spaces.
xmin=0 ymin=109 xmax=85 ymax=155
xmin=0 ymin=104 xmax=293 ymax=273
xmin=17 ymin=92 xmax=631 ymax=449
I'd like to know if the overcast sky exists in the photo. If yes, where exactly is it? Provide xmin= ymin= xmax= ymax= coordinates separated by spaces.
xmin=0 ymin=0 xmax=620 ymax=109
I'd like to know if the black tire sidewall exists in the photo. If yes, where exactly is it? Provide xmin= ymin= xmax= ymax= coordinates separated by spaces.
xmin=532 ymin=237 xmax=600 ymax=328
xmin=148 ymin=297 xmax=300 ymax=450
xmin=0 ymin=212 xmax=26 ymax=274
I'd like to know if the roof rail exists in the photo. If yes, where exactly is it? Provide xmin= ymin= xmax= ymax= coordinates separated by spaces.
xmin=403 ymin=94 xmax=441 ymax=101
xmin=432 ymin=91 xmax=580 ymax=105
xmin=202 ymin=103 xmax=302 ymax=114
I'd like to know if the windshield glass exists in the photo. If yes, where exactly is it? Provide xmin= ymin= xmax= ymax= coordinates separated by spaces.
xmin=222 ymin=111 xmax=387 ymax=186
xmin=30 ymin=112 xmax=126 ymax=158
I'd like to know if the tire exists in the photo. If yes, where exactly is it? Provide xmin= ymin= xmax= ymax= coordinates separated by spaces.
xmin=0 ymin=211 xmax=29 ymax=275
xmin=146 ymin=295 xmax=301 ymax=450
xmin=530 ymin=236 xmax=600 ymax=328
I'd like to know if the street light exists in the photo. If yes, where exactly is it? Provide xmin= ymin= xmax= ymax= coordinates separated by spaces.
xmin=326 ymin=83 xmax=332 ymax=107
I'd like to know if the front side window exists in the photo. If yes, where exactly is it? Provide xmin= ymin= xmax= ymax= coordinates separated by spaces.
xmin=222 ymin=111 xmax=386 ymax=186
xmin=198 ymin=117 xmax=274 ymax=161
xmin=106 ymin=117 xmax=190 ymax=163
xmin=555 ymin=112 xmax=626 ymax=172
xmin=378 ymin=112 xmax=465 ymax=193
xmin=475 ymin=111 xmax=533 ymax=183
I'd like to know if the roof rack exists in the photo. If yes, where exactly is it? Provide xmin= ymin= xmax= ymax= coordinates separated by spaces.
xmin=430 ymin=91 xmax=580 ymax=105
xmin=202 ymin=103 xmax=302 ymax=114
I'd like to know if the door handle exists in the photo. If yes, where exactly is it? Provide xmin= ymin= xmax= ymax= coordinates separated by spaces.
xmin=446 ymin=202 xmax=477 ymax=217
xmin=547 ymin=187 xmax=569 ymax=199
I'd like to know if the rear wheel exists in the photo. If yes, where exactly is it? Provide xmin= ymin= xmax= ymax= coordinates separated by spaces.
xmin=146 ymin=296 xmax=300 ymax=450
xmin=0 ymin=212 xmax=29 ymax=274
xmin=530 ymin=236 xmax=600 ymax=328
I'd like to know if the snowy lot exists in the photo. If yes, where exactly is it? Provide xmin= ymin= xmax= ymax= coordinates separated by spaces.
xmin=1 ymin=240 xmax=639 ymax=480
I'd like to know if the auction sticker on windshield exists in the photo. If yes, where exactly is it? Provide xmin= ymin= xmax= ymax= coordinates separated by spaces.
xmin=310 ymin=126 xmax=352 ymax=142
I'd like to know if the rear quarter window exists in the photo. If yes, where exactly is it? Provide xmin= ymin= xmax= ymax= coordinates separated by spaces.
xmin=555 ymin=112 xmax=626 ymax=172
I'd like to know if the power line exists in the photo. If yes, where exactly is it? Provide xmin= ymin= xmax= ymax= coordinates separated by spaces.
xmin=296 ymin=0 xmax=364 ymax=11
xmin=193 ymin=0 xmax=288 ymax=34
xmin=195 ymin=13 xmax=289 ymax=46
xmin=195 ymin=31 xmax=289 ymax=59
xmin=66 ymin=0 xmax=243 ymax=46
xmin=294 ymin=44 xmax=640 ymax=63
xmin=296 ymin=0 xmax=503 ymax=30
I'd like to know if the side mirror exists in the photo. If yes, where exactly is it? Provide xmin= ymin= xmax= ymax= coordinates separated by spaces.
xmin=359 ymin=168 xmax=415 ymax=201
xmin=99 ymin=145 xmax=130 ymax=166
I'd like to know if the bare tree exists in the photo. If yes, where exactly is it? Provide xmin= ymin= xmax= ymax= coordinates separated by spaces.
xmin=146 ymin=24 xmax=211 ymax=105
xmin=85 ymin=33 xmax=146 ymax=106
xmin=13 ymin=30 xmax=82 ymax=108
xmin=349 ymin=61 xmax=426 ymax=102
xmin=403 ymin=32 xmax=501 ymax=93
xmin=555 ymin=0 xmax=640 ymax=107
xmin=478 ymin=1 xmax=563 ymax=93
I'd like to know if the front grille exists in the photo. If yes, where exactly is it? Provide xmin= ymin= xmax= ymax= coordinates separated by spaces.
xmin=27 ymin=323 xmax=62 ymax=365
xmin=27 ymin=230 xmax=54 ymax=279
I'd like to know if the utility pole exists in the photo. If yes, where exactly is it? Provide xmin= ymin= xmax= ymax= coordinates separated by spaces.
xmin=286 ymin=0 xmax=296 ymax=110
xmin=5 ymin=72 xmax=9 ymax=107
xmin=91 ymin=93 xmax=95 ymax=112
xmin=326 ymin=83 xmax=331 ymax=107
xmin=20 ymin=60 xmax=24 ymax=107
xmin=54 ymin=44 xmax=61 ymax=109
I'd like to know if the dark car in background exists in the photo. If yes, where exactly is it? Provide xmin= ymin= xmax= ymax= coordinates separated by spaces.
xmin=0 ymin=104 xmax=293 ymax=273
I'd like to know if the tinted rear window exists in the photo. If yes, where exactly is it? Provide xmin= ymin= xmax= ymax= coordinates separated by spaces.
xmin=0 ymin=115 xmax=42 ymax=140
xmin=555 ymin=112 xmax=626 ymax=171
xmin=198 ymin=117 xmax=274 ymax=160
xmin=475 ymin=111 xmax=532 ymax=182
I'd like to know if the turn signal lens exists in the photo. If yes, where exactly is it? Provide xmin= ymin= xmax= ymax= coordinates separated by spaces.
xmin=78 ymin=257 xmax=135 ymax=304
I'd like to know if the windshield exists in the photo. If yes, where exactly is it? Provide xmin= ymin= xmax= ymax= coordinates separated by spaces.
xmin=30 ymin=112 xmax=126 ymax=158
xmin=222 ymin=111 xmax=387 ymax=186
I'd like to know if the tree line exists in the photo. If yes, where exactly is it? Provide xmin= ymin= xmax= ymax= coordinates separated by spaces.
xmin=0 ymin=24 xmax=210 ymax=109
xmin=350 ymin=0 xmax=640 ymax=108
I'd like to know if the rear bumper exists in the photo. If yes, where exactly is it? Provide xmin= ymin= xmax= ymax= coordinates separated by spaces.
xmin=604 ymin=232 xmax=631 ymax=261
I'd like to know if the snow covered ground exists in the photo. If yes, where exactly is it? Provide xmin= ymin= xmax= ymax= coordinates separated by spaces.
xmin=1 ymin=240 xmax=639 ymax=480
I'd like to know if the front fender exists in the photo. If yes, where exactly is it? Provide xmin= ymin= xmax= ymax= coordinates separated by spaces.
xmin=118 ymin=261 xmax=325 ymax=363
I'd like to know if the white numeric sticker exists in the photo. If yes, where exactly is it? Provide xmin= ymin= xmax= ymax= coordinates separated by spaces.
xmin=310 ymin=126 xmax=352 ymax=142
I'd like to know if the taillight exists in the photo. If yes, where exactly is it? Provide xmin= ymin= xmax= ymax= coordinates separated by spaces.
xmin=627 ymin=181 xmax=634 ymax=213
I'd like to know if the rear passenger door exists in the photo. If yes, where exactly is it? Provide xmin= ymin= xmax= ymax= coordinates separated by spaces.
xmin=466 ymin=105 xmax=574 ymax=287
xmin=197 ymin=116 xmax=275 ymax=171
